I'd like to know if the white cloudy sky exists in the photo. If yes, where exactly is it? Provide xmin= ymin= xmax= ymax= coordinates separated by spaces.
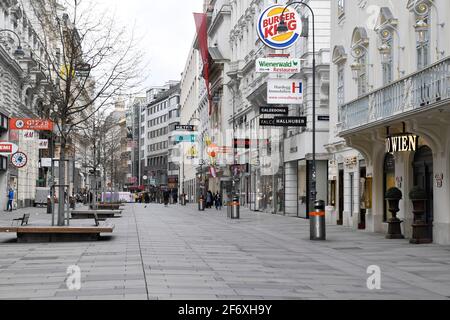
xmin=84 ymin=0 xmax=204 ymax=94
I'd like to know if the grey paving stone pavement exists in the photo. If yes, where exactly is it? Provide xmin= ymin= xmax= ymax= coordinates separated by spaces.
xmin=0 ymin=204 xmax=449 ymax=300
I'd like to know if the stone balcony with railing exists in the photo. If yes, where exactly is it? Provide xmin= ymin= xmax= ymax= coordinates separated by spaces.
xmin=338 ymin=57 xmax=450 ymax=135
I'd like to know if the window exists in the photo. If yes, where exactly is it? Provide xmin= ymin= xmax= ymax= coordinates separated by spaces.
xmin=338 ymin=0 xmax=345 ymax=18
xmin=337 ymin=65 xmax=345 ymax=107
xmin=357 ymin=54 xmax=368 ymax=97
xmin=382 ymin=38 xmax=394 ymax=85
xmin=417 ymin=16 xmax=430 ymax=70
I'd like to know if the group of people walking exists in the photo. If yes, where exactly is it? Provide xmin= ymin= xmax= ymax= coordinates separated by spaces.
xmin=205 ymin=190 xmax=222 ymax=210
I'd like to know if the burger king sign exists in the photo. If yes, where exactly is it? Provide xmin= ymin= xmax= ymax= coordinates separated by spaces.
xmin=258 ymin=4 xmax=302 ymax=50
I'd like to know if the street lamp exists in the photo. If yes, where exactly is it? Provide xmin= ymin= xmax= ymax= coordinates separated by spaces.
xmin=278 ymin=1 xmax=319 ymax=209
xmin=0 ymin=29 xmax=25 ymax=58
xmin=187 ymin=116 xmax=204 ymax=209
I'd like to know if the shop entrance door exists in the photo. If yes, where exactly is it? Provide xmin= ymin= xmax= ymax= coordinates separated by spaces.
xmin=338 ymin=169 xmax=344 ymax=225
xmin=359 ymin=167 xmax=367 ymax=230
xmin=413 ymin=146 xmax=434 ymax=242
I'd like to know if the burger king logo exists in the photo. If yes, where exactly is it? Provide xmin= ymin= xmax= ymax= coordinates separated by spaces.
xmin=258 ymin=4 xmax=302 ymax=50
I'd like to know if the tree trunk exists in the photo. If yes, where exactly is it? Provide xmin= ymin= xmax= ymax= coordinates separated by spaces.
xmin=58 ymin=142 xmax=66 ymax=226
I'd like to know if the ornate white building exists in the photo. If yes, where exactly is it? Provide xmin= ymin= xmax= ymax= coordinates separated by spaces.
xmin=328 ymin=0 xmax=450 ymax=245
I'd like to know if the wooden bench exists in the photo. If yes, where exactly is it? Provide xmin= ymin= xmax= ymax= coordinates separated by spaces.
xmin=71 ymin=210 xmax=122 ymax=219
xmin=12 ymin=214 xmax=30 ymax=226
xmin=0 ymin=224 xmax=115 ymax=243
xmin=74 ymin=212 xmax=108 ymax=226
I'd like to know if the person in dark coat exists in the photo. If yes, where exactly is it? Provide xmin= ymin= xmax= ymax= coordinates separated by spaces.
xmin=214 ymin=192 xmax=222 ymax=210
xmin=206 ymin=191 xmax=213 ymax=209
xmin=163 ymin=190 xmax=170 ymax=207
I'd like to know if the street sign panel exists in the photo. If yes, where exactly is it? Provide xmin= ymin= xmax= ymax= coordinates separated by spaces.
xmin=176 ymin=135 xmax=196 ymax=143
xmin=175 ymin=125 xmax=196 ymax=132
xmin=260 ymin=106 xmax=289 ymax=115
xmin=267 ymin=79 xmax=303 ymax=105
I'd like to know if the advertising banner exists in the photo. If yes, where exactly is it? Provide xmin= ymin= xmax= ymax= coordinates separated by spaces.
xmin=257 ymin=4 xmax=303 ymax=50
xmin=0 ymin=142 xmax=18 ymax=155
xmin=267 ymin=79 xmax=303 ymax=105
xmin=256 ymin=58 xmax=301 ymax=73
xmin=10 ymin=118 xmax=54 ymax=131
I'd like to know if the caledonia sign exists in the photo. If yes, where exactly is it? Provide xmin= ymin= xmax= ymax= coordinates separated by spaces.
xmin=386 ymin=134 xmax=419 ymax=153
xmin=257 ymin=4 xmax=302 ymax=50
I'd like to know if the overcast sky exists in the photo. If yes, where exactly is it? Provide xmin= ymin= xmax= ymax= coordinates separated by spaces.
xmin=88 ymin=0 xmax=204 ymax=96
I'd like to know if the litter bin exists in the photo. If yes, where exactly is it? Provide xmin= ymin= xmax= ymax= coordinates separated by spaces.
xmin=198 ymin=196 xmax=205 ymax=211
xmin=180 ymin=194 xmax=187 ymax=206
xmin=310 ymin=200 xmax=326 ymax=241
xmin=231 ymin=196 xmax=240 ymax=220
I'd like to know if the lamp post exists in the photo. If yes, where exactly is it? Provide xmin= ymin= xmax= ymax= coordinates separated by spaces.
xmin=278 ymin=1 xmax=318 ymax=210
xmin=187 ymin=116 xmax=203 ymax=209
xmin=0 ymin=29 xmax=25 ymax=58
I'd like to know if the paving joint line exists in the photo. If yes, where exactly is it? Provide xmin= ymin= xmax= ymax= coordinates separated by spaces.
xmin=131 ymin=205 xmax=150 ymax=300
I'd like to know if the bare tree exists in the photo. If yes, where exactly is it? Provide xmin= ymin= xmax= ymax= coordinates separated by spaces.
xmin=25 ymin=0 xmax=146 ymax=225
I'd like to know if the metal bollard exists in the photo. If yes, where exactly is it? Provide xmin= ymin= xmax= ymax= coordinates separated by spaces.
xmin=231 ymin=196 xmax=240 ymax=220
xmin=310 ymin=200 xmax=326 ymax=241
xmin=47 ymin=198 xmax=52 ymax=214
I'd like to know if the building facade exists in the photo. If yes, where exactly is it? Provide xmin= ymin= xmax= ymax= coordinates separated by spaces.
xmin=179 ymin=43 xmax=201 ymax=203
xmin=142 ymin=82 xmax=181 ymax=195
xmin=227 ymin=0 xmax=331 ymax=215
xmin=329 ymin=0 xmax=450 ymax=245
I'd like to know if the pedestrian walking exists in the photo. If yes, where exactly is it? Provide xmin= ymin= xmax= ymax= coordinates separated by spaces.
xmin=214 ymin=192 xmax=222 ymax=211
xmin=163 ymin=190 xmax=170 ymax=207
xmin=206 ymin=191 xmax=213 ymax=209
xmin=6 ymin=188 xmax=14 ymax=212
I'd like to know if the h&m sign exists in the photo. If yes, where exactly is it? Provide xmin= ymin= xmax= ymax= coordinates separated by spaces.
xmin=386 ymin=134 xmax=419 ymax=153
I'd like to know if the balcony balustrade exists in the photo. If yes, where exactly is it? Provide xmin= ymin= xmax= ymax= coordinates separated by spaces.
xmin=339 ymin=57 xmax=450 ymax=133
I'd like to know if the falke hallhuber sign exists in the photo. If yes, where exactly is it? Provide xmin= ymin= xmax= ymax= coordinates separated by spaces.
xmin=256 ymin=58 xmax=302 ymax=74
xmin=260 ymin=117 xmax=307 ymax=127
xmin=386 ymin=134 xmax=419 ymax=153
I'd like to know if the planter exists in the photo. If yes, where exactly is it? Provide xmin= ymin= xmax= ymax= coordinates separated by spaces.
xmin=385 ymin=188 xmax=404 ymax=239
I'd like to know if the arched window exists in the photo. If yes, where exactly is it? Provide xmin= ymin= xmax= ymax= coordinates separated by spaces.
xmin=351 ymin=27 xmax=369 ymax=97
xmin=376 ymin=7 xmax=397 ymax=84
xmin=333 ymin=46 xmax=347 ymax=122
xmin=408 ymin=0 xmax=432 ymax=69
